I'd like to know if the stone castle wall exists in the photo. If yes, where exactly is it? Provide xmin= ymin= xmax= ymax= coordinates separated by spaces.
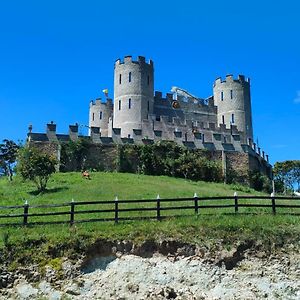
xmin=27 ymin=136 xmax=272 ymax=184
xmin=88 ymin=56 xmax=254 ymax=146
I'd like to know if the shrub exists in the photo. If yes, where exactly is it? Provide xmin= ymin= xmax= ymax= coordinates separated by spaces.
xmin=17 ymin=147 xmax=57 ymax=192
xmin=249 ymin=170 xmax=272 ymax=193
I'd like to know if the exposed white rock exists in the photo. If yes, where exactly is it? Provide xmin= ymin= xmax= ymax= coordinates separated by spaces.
xmin=1 ymin=251 xmax=299 ymax=299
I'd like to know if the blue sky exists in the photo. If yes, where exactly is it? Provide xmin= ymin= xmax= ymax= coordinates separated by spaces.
xmin=0 ymin=0 xmax=299 ymax=164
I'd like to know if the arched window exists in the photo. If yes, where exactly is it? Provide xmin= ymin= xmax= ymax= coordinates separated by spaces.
xmin=119 ymin=74 xmax=122 ymax=84
xmin=129 ymin=72 xmax=132 ymax=82
xmin=129 ymin=98 xmax=131 ymax=109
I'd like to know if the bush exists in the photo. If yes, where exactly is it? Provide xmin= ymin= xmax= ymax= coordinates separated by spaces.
xmin=17 ymin=147 xmax=57 ymax=192
xmin=116 ymin=142 xmax=223 ymax=183
xmin=249 ymin=170 xmax=272 ymax=193
xmin=60 ymin=138 xmax=91 ymax=172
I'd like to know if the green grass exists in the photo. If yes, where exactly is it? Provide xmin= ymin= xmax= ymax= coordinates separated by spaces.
xmin=0 ymin=172 xmax=268 ymax=225
xmin=0 ymin=172 xmax=299 ymax=268
xmin=0 ymin=171 xmax=261 ymax=205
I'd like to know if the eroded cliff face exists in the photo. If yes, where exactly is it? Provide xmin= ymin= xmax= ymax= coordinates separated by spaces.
xmin=0 ymin=239 xmax=299 ymax=299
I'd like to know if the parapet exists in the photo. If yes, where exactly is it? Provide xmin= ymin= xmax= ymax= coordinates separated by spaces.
xmin=213 ymin=74 xmax=250 ymax=87
xmin=114 ymin=55 xmax=154 ymax=67
xmin=90 ymin=98 xmax=113 ymax=107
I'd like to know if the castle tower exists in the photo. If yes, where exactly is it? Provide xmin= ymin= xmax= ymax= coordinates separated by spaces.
xmin=113 ymin=55 xmax=154 ymax=138
xmin=213 ymin=75 xmax=253 ymax=142
xmin=89 ymin=98 xmax=113 ymax=137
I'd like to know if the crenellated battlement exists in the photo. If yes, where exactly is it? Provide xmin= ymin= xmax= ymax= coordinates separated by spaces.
xmin=90 ymin=98 xmax=113 ymax=107
xmin=114 ymin=55 xmax=154 ymax=67
xmin=213 ymin=74 xmax=250 ymax=87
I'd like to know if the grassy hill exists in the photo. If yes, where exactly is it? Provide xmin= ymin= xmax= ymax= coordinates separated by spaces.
xmin=0 ymin=171 xmax=259 ymax=205
xmin=0 ymin=172 xmax=299 ymax=262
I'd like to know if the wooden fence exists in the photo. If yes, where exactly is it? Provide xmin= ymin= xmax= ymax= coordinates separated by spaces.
xmin=0 ymin=195 xmax=299 ymax=227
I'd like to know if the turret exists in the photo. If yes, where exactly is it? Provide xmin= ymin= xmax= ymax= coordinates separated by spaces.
xmin=213 ymin=75 xmax=253 ymax=142
xmin=113 ymin=55 xmax=154 ymax=138
xmin=89 ymin=98 xmax=113 ymax=137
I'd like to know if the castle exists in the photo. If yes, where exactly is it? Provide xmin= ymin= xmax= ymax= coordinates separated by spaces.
xmin=27 ymin=55 xmax=271 ymax=179
xmin=89 ymin=55 xmax=255 ymax=154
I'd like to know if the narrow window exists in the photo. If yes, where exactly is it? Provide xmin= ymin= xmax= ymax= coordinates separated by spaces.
xmin=100 ymin=111 xmax=102 ymax=119
xmin=231 ymin=113 xmax=235 ymax=124
xmin=129 ymin=72 xmax=131 ymax=82
xmin=221 ymin=91 xmax=224 ymax=101
xmin=147 ymin=75 xmax=150 ymax=86
xmin=129 ymin=98 xmax=131 ymax=109
xmin=222 ymin=115 xmax=225 ymax=124
xmin=92 ymin=113 xmax=95 ymax=121
xmin=118 ymin=100 xmax=121 ymax=110
xmin=128 ymin=134 xmax=131 ymax=138
xmin=147 ymin=101 xmax=150 ymax=112
xmin=230 ymin=89 xmax=233 ymax=99
xmin=119 ymin=74 xmax=122 ymax=84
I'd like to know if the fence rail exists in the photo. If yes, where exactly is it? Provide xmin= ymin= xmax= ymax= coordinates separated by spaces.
xmin=0 ymin=195 xmax=299 ymax=227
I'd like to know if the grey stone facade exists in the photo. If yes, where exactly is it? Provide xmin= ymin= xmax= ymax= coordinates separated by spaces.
xmin=26 ymin=55 xmax=272 ymax=179
xmin=88 ymin=55 xmax=258 ymax=154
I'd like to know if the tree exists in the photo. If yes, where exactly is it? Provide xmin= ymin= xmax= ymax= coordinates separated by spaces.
xmin=0 ymin=139 xmax=20 ymax=181
xmin=273 ymin=160 xmax=300 ymax=194
xmin=17 ymin=147 xmax=57 ymax=192
xmin=292 ymin=161 xmax=300 ymax=192
xmin=60 ymin=138 xmax=91 ymax=172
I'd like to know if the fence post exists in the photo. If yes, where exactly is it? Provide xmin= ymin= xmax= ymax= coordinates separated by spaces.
xmin=23 ymin=200 xmax=29 ymax=226
xmin=70 ymin=199 xmax=75 ymax=226
xmin=271 ymin=192 xmax=276 ymax=215
xmin=194 ymin=193 xmax=199 ymax=214
xmin=115 ymin=196 xmax=119 ymax=224
xmin=156 ymin=194 xmax=161 ymax=221
xmin=234 ymin=192 xmax=238 ymax=213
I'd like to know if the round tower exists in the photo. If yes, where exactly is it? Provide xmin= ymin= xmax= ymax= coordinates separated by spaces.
xmin=113 ymin=55 xmax=154 ymax=138
xmin=213 ymin=74 xmax=253 ymax=142
xmin=89 ymin=98 xmax=113 ymax=137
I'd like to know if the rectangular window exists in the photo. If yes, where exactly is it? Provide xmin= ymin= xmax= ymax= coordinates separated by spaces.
xmin=129 ymin=98 xmax=131 ymax=109
xmin=100 ymin=111 xmax=102 ymax=119
xmin=147 ymin=75 xmax=150 ymax=86
xmin=221 ymin=91 xmax=224 ymax=101
xmin=119 ymin=74 xmax=122 ymax=84
xmin=147 ymin=101 xmax=150 ymax=112
xmin=231 ymin=113 xmax=235 ymax=124
xmin=129 ymin=72 xmax=131 ymax=82
xmin=230 ymin=90 xmax=233 ymax=99
xmin=118 ymin=100 xmax=121 ymax=110
xmin=222 ymin=115 xmax=225 ymax=124
xmin=92 ymin=113 xmax=94 ymax=121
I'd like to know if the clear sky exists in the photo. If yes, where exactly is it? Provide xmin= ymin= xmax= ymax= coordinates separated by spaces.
xmin=0 ymin=0 xmax=299 ymax=164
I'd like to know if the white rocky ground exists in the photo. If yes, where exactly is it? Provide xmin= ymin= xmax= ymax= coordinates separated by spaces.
xmin=1 ymin=250 xmax=299 ymax=300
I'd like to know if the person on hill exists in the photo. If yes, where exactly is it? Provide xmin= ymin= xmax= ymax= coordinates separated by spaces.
xmin=82 ymin=170 xmax=91 ymax=180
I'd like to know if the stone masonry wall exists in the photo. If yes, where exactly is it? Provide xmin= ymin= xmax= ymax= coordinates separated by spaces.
xmin=28 ymin=140 xmax=271 ymax=182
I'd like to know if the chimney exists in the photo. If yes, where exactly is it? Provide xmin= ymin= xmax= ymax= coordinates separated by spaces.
xmin=46 ymin=121 xmax=57 ymax=141
xmin=69 ymin=123 xmax=79 ymax=141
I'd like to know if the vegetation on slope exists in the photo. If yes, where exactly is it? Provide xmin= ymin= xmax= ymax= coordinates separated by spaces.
xmin=0 ymin=172 xmax=299 ymax=270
